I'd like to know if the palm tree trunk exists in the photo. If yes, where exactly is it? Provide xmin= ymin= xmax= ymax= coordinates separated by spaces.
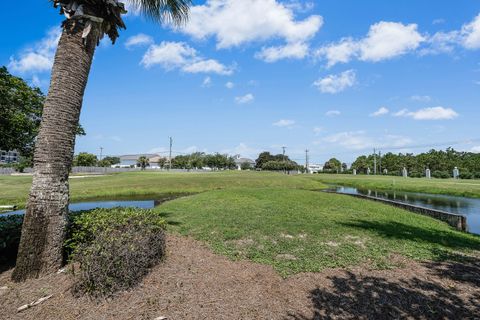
xmin=12 ymin=28 xmax=97 ymax=282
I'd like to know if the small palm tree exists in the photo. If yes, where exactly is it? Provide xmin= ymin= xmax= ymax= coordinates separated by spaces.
xmin=12 ymin=0 xmax=191 ymax=282
xmin=137 ymin=156 xmax=149 ymax=170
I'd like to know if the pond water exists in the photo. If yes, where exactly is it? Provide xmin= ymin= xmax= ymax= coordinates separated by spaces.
xmin=1 ymin=200 xmax=157 ymax=217
xmin=330 ymin=186 xmax=480 ymax=235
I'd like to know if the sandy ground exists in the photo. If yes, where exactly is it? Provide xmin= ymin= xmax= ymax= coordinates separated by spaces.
xmin=1 ymin=235 xmax=479 ymax=320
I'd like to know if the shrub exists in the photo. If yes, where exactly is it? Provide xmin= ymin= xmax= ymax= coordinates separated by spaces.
xmin=68 ymin=208 xmax=166 ymax=297
xmin=432 ymin=170 xmax=451 ymax=179
xmin=459 ymin=172 xmax=474 ymax=180
xmin=410 ymin=171 xmax=423 ymax=178
xmin=0 ymin=215 xmax=23 ymax=264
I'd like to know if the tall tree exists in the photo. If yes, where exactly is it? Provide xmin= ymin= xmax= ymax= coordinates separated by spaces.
xmin=0 ymin=67 xmax=44 ymax=158
xmin=13 ymin=0 xmax=191 ymax=282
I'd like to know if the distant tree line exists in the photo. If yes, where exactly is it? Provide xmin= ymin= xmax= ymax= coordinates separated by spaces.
xmin=171 ymin=152 xmax=236 ymax=170
xmin=349 ymin=148 xmax=480 ymax=179
xmin=73 ymin=153 xmax=120 ymax=167
xmin=254 ymin=152 xmax=301 ymax=172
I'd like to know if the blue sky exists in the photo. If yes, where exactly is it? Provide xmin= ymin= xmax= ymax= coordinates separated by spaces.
xmin=2 ymin=0 xmax=480 ymax=164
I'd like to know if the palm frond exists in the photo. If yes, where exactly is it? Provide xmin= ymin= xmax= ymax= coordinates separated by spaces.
xmin=51 ymin=0 xmax=191 ymax=45
xmin=128 ymin=0 xmax=192 ymax=25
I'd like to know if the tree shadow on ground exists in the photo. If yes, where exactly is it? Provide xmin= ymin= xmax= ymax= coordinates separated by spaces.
xmin=286 ymin=271 xmax=479 ymax=320
xmin=157 ymin=211 xmax=182 ymax=227
xmin=422 ymin=250 xmax=480 ymax=287
xmin=340 ymin=220 xmax=480 ymax=253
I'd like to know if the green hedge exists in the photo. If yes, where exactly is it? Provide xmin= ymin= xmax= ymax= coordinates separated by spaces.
xmin=0 ymin=215 xmax=23 ymax=264
xmin=68 ymin=208 xmax=166 ymax=297
xmin=1 ymin=208 xmax=167 ymax=297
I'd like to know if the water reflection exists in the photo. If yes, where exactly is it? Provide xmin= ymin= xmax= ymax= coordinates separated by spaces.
xmin=2 ymin=200 xmax=157 ymax=217
xmin=332 ymin=186 xmax=480 ymax=235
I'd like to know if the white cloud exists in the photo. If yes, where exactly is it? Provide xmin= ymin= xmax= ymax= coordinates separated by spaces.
xmin=179 ymin=0 xmax=323 ymax=62
xmin=360 ymin=22 xmax=425 ymax=62
xmin=410 ymin=95 xmax=432 ymax=102
xmin=316 ymin=38 xmax=358 ymax=68
xmin=325 ymin=110 xmax=341 ymax=117
xmin=313 ymin=70 xmax=356 ymax=94
xmin=225 ymin=81 xmax=234 ymax=89
xmin=255 ymin=42 xmax=309 ymax=62
xmin=461 ymin=14 xmax=480 ymax=49
xmin=471 ymin=146 xmax=480 ymax=153
xmin=283 ymin=0 xmax=315 ymax=13
xmin=235 ymin=93 xmax=254 ymax=104
xmin=30 ymin=75 xmax=48 ymax=88
xmin=8 ymin=28 xmax=60 ymax=73
xmin=322 ymin=131 xmax=373 ymax=150
xmin=424 ymin=14 xmax=480 ymax=54
xmin=394 ymin=106 xmax=459 ymax=120
xmin=313 ymin=126 xmax=324 ymax=135
xmin=420 ymin=31 xmax=460 ymax=55
xmin=141 ymin=41 xmax=233 ymax=75
xmin=316 ymin=22 xmax=424 ymax=67
xmin=125 ymin=33 xmax=153 ymax=48
xmin=202 ymin=76 xmax=212 ymax=87
xmin=370 ymin=107 xmax=389 ymax=117
xmin=393 ymin=109 xmax=409 ymax=117
xmin=142 ymin=41 xmax=196 ymax=69
xmin=220 ymin=143 xmax=260 ymax=159
xmin=182 ymin=59 xmax=234 ymax=75
xmin=316 ymin=14 xmax=480 ymax=66
xmin=321 ymin=131 xmax=412 ymax=150
xmin=273 ymin=119 xmax=295 ymax=128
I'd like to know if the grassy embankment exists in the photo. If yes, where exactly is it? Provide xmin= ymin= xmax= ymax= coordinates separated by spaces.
xmin=1 ymin=171 xmax=479 ymax=275
xmin=158 ymin=187 xmax=480 ymax=275
xmin=308 ymin=174 xmax=480 ymax=198
xmin=0 ymin=171 xmax=323 ymax=208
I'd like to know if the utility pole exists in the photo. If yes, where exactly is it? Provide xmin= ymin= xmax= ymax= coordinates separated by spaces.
xmin=378 ymin=150 xmax=382 ymax=174
xmin=373 ymin=148 xmax=377 ymax=175
xmin=282 ymin=146 xmax=287 ymax=174
xmin=305 ymin=149 xmax=309 ymax=174
xmin=99 ymin=147 xmax=103 ymax=161
xmin=168 ymin=137 xmax=173 ymax=171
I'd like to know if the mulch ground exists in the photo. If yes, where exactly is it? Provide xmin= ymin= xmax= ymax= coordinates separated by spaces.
xmin=1 ymin=234 xmax=479 ymax=320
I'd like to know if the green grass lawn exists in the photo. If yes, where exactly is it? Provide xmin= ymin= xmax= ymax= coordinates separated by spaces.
xmin=308 ymin=174 xmax=480 ymax=198
xmin=0 ymin=171 xmax=324 ymax=208
xmin=1 ymin=171 xmax=479 ymax=275
xmin=159 ymin=187 xmax=480 ymax=275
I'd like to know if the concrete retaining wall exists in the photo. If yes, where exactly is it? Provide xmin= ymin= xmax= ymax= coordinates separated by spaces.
xmin=329 ymin=191 xmax=468 ymax=232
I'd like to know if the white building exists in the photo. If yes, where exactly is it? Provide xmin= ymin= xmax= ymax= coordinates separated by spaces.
xmin=116 ymin=153 xmax=159 ymax=167
xmin=307 ymin=164 xmax=323 ymax=173
xmin=234 ymin=155 xmax=255 ymax=170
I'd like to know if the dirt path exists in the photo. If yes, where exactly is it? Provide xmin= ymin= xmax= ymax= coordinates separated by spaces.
xmin=1 ymin=235 xmax=479 ymax=320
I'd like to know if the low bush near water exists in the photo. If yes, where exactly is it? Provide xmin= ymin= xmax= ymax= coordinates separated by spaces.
xmin=0 ymin=208 xmax=167 ymax=297
xmin=0 ymin=215 xmax=23 ymax=265
xmin=67 ymin=208 xmax=167 ymax=297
